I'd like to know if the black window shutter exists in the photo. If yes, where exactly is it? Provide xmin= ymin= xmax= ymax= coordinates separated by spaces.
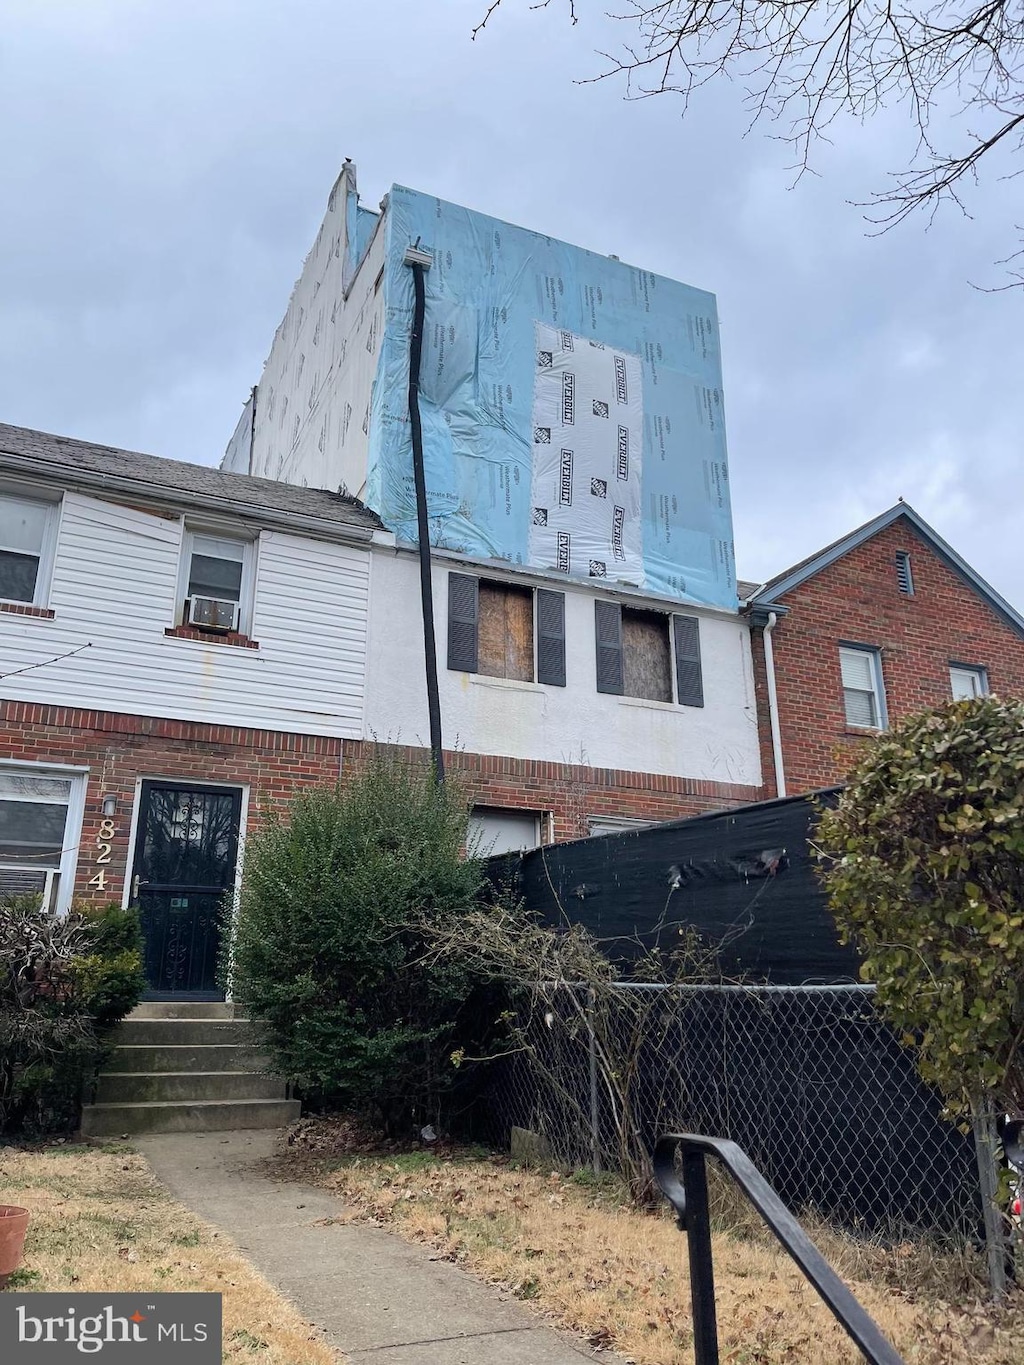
xmin=672 ymin=613 xmax=704 ymax=707
xmin=595 ymin=600 xmax=624 ymax=695
xmin=536 ymin=589 xmax=566 ymax=687
xmin=447 ymin=573 xmax=479 ymax=672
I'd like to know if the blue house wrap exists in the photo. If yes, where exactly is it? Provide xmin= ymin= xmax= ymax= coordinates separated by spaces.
xmin=359 ymin=183 xmax=736 ymax=610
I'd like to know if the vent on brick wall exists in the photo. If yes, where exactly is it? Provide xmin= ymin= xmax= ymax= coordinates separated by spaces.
xmin=895 ymin=551 xmax=914 ymax=596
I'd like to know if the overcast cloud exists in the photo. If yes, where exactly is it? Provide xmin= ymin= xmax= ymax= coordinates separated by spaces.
xmin=2 ymin=0 xmax=1022 ymax=602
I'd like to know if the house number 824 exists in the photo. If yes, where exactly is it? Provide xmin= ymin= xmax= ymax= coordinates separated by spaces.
xmin=88 ymin=816 xmax=117 ymax=891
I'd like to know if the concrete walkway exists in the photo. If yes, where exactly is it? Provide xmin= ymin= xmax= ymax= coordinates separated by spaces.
xmin=138 ymin=1130 xmax=600 ymax=1364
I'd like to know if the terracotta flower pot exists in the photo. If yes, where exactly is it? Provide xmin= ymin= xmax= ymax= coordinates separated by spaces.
xmin=0 ymin=1206 xmax=30 ymax=1289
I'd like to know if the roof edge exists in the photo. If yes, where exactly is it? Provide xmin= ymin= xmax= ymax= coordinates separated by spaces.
xmin=748 ymin=503 xmax=1024 ymax=638
xmin=0 ymin=446 xmax=376 ymax=547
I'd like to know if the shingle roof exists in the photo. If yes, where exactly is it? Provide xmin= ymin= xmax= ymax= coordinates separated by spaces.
xmin=736 ymin=578 xmax=762 ymax=601
xmin=0 ymin=422 xmax=383 ymax=536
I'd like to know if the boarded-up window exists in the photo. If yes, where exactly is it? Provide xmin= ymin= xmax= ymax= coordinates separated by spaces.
xmin=478 ymin=582 xmax=535 ymax=681
xmin=595 ymin=602 xmax=704 ymax=705
xmin=622 ymin=608 xmax=672 ymax=703
xmin=448 ymin=574 xmax=565 ymax=686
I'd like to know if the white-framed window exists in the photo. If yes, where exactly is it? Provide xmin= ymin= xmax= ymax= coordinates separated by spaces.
xmin=0 ymin=764 xmax=87 ymax=915
xmin=467 ymin=807 xmax=541 ymax=856
xmin=0 ymin=491 xmax=60 ymax=607
xmin=588 ymin=816 xmax=653 ymax=838
xmin=839 ymin=645 xmax=887 ymax=729
xmin=950 ymin=663 xmax=988 ymax=700
xmin=177 ymin=528 xmax=257 ymax=634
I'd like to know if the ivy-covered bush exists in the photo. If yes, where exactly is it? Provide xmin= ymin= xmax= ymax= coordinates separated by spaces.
xmin=815 ymin=695 xmax=1024 ymax=1117
xmin=226 ymin=749 xmax=489 ymax=1133
xmin=0 ymin=897 xmax=146 ymax=1135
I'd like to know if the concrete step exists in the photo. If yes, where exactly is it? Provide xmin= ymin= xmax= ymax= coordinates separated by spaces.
xmin=102 ymin=1044 xmax=270 ymax=1074
xmin=80 ymin=1098 xmax=301 ymax=1137
xmin=95 ymin=1071 xmax=288 ymax=1104
xmin=87 ymin=1003 xmax=297 ymax=1137
xmin=131 ymin=1002 xmax=235 ymax=1020
xmin=113 ymin=1018 xmax=254 ymax=1047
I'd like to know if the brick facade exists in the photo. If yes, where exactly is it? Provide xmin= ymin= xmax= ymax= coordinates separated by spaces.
xmin=0 ymin=701 xmax=343 ymax=908
xmin=0 ymin=701 xmax=759 ymax=908
xmin=7 ymin=511 xmax=1020 ymax=910
xmin=367 ymin=741 xmax=758 ymax=844
xmin=749 ymin=517 xmax=1024 ymax=795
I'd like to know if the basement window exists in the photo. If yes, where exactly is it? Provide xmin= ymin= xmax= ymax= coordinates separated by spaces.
xmin=468 ymin=807 xmax=541 ymax=855
xmin=588 ymin=816 xmax=652 ymax=837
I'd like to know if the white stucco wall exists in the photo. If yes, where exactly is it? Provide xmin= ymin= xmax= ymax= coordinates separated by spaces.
xmin=364 ymin=549 xmax=762 ymax=785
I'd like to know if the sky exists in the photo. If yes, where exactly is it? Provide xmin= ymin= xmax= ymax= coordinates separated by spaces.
xmin=2 ymin=0 xmax=1022 ymax=601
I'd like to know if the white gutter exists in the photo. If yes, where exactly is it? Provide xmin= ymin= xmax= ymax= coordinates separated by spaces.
xmin=763 ymin=611 xmax=787 ymax=798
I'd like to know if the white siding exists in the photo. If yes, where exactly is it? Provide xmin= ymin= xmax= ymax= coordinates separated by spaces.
xmin=0 ymin=492 xmax=369 ymax=738
xmin=365 ymin=551 xmax=762 ymax=784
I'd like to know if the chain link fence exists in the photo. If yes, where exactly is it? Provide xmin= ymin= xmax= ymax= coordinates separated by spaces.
xmin=483 ymin=983 xmax=1012 ymax=1294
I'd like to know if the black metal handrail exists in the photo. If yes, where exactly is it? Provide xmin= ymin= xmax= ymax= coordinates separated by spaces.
xmin=653 ymin=1133 xmax=906 ymax=1365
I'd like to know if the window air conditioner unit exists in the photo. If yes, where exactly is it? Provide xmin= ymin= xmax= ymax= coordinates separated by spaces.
xmin=187 ymin=596 xmax=239 ymax=632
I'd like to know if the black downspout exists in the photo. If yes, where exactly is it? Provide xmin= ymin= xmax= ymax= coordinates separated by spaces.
xmin=406 ymin=258 xmax=445 ymax=785
xmin=247 ymin=384 xmax=257 ymax=475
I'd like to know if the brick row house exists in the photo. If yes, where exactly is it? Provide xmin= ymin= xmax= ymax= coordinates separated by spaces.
xmin=0 ymin=424 xmax=378 ymax=996
xmin=741 ymin=503 xmax=1024 ymax=798
xmin=5 ymin=448 xmax=1024 ymax=1003
xmin=5 ymin=165 xmax=1023 ymax=1007
xmin=0 ymin=421 xmax=762 ymax=999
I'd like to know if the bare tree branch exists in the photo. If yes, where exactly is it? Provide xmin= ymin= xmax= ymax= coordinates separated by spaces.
xmin=474 ymin=0 xmax=1024 ymax=276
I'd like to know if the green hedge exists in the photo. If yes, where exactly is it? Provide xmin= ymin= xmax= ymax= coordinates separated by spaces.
xmin=226 ymin=749 xmax=493 ymax=1133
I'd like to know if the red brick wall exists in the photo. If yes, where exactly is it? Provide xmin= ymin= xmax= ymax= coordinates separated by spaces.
xmin=349 ymin=740 xmax=758 ymax=843
xmin=748 ymin=625 xmax=780 ymax=799
xmin=0 ymin=702 xmax=759 ymax=906
xmin=750 ymin=518 xmax=1024 ymax=795
xmin=0 ymin=702 xmax=343 ymax=908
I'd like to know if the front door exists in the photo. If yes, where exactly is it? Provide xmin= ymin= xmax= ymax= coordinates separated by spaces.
xmin=131 ymin=781 xmax=242 ymax=999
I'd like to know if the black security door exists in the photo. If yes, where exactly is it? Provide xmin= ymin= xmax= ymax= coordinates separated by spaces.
xmin=131 ymin=782 xmax=242 ymax=998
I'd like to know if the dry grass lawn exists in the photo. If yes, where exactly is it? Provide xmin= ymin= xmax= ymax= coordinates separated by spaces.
xmin=0 ymin=1142 xmax=343 ymax=1365
xmin=273 ymin=1137 xmax=1024 ymax=1365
